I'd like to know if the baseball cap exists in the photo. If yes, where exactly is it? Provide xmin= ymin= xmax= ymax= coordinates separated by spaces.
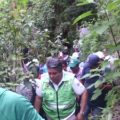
xmin=32 ymin=58 xmax=39 ymax=66
xmin=71 ymin=52 xmax=80 ymax=59
xmin=69 ymin=58 xmax=80 ymax=68
xmin=88 ymin=54 xmax=100 ymax=67
xmin=94 ymin=51 xmax=105 ymax=59
xmin=32 ymin=58 xmax=39 ymax=64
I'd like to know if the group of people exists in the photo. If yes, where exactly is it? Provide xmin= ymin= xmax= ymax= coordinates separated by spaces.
xmin=1 ymin=47 xmax=116 ymax=120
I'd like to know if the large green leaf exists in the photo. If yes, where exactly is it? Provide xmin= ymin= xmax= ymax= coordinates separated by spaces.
xmin=0 ymin=71 xmax=6 ymax=76
xmin=92 ymin=19 xmax=115 ymax=35
xmin=105 ymin=71 xmax=120 ymax=83
xmin=80 ymin=73 xmax=91 ymax=80
xmin=106 ymin=43 xmax=120 ymax=52
xmin=89 ymin=74 xmax=101 ymax=78
xmin=86 ymin=0 xmax=94 ymax=3
xmin=107 ymin=0 xmax=120 ymax=11
xmin=73 ymin=11 xmax=93 ymax=24
xmin=77 ymin=0 xmax=94 ymax=4
xmin=18 ymin=0 xmax=28 ymax=6
xmin=77 ymin=2 xmax=89 ymax=6
xmin=91 ymin=89 xmax=102 ymax=100
xmin=94 ymin=80 xmax=104 ymax=88
xmin=105 ymin=111 xmax=113 ymax=120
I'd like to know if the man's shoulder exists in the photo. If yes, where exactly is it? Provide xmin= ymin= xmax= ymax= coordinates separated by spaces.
xmin=82 ymin=62 xmax=90 ymax=71
xmin=40 ymin=73 xmax=50 ymax=83
xmin=0 ymin=88 xmax=6 ymax=95
xmin=7 ymin=90 xmax=28 ymax=101
xmin=64 ymin=71 xmax=74 ymax=76
xmin=0 ymin=89 xmax=29 ymax=107
xmin=63 ymin=71 xmax=75 ymax=80
xmin=83 ymin=62 xmax=90 ymax=68
xmin=41 ymin=73 xmax=49 ymax=78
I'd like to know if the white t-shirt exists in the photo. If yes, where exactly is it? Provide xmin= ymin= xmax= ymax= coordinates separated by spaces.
xmin=36 ymin=71 xmax=85 ymax=97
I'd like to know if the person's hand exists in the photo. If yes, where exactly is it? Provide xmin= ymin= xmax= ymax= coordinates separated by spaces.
xmin=76 ymin=112 xmax=84 ymax=120
xmin=98 ymin=83 xmax=104 ymax=89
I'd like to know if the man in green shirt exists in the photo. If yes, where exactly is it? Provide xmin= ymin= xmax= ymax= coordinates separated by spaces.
xmin=0 ymin=87 xmax=44 ymax=120
xmin=35 ymin=57 xmax=87 ymax=120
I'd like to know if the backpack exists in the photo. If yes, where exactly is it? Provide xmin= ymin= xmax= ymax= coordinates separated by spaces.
xmin=16 ymin=79 xmax=36 ymax=105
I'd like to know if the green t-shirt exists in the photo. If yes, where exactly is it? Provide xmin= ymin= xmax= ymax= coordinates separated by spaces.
xmin=0 ymin=88 xmax=44 ymax=120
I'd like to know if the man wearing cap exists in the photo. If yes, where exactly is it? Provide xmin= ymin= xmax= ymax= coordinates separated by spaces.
xmin=34 ymin=57 xmax=87 ymax=120
xmin=94 ymin=51 xmax=105 ymax=60
xmin=82 ymin=54 xmax=109 ymax=120
xmin=69 ymin=58 xmax=84 ymax=115
xmin=69 ymin=58 xmax=83 ymax=82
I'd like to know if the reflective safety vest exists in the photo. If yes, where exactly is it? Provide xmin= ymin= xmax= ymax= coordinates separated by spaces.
xmin=41 ymin=72 xmax=76 ymax=120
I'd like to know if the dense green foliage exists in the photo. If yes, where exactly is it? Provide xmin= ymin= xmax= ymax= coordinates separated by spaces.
xmin=0 ymin=0 xmax=120 ymax=119
xmin=76 ymin=0 xmax=120 ymax=60
xmin=74 ymin=0 xmax=120 ymax=119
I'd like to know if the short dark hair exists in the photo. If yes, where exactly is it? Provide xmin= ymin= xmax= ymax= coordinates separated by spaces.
xmin=46 ymin=57 xmax=62 ymax=72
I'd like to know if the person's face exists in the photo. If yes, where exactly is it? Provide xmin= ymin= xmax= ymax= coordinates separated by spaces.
xmin=48 ymin=68 xmax=62 ymax=84
xmin=62 ymin=63 xmax=67 ymax=71
xmin=70 ymin=65 xmax=79 ymax=74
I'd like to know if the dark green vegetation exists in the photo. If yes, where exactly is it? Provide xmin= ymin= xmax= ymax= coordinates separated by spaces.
xmin=0 ymin=0 xmax=120 ymax=119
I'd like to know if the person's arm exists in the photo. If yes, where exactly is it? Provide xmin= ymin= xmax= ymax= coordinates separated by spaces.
xmin=15 ymin=95 xmax=44 ymax=120
xmin=24 ymin=100 xmax=44 ymax=120
xmin=77 ymin=90 xmax=88 ymax=120
xmin=99 ymin=83 xmax=112 ymax=90
xmin=72 ymin=78 xmax=88 ymax=120
xmin=34 ymin=95 xmax=42 ymax=112
xmin=103 ymin=83 xmax=112 ymax=90
xmin=34 ymin=80 xmax=43 ymax=112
